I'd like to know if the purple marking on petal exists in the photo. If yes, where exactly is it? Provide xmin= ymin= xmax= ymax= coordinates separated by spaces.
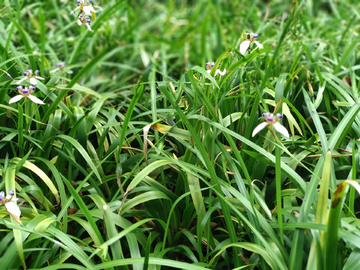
xmin=267 ymin=117 xmax=274 ymax=122
xmin=276 ymin=113 xmax=283 ymax=119
xmin=22 ymin=89 xmax=29 ymax=94
xmin=29 ymin=86 xmax=36 ymax=91
xmin=9 ymin=190 xmax=14 ymax=196
xmin=35 ymin=70 xmax=39 ymax=74
xmin=253 ymin=33 xmax=258 ymax=38
xmin=16 ymin=86 xmax=23 ymax=91
xmin=77 ymin=0 xmax=81 ymax=3
xmin=23 ymin=72 xmax=28 ymax=76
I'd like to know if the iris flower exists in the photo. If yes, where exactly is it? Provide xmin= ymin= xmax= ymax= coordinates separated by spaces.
xmin=206 ymin=62 xmax=226 ymax=76
xmin=50 ymin=62 xmax=67 ymax=73
xmin=252 ymin=112 xmax=289 ymax=138
xmin=77 ymin=13 xmax=93 ymax=32
xmin=9 ymin=86 xmax=45 ymax=105
xmin=0 ymin=190 xmax=21 ymax=224
xmin=16 ymin=69 xmax=44 ymax=85
xmin=240 ymin=32 xmax=263 ymax=55
xmin=71 ymin=0 xmax=96 ymax=16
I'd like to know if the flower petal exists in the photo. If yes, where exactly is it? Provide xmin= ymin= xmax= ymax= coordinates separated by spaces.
xmin=83 ymin=6 xmax=96 ymax=15
xmin=28 ymin=95 xmax=45 ymax=105
xmin=252 ymin=122 xmax=268 ymax=137
xmin=9 ymin=95 xmax=24 ymax=104
xmin=35 ymin=76 xmax=44 ymax=80
xmin=5 ymin=202 xmax=21 ymax=224
xmin=254 ymin=41 xmax=263 ymax=49
xmin=30 ymin=77 xmax=37 ymax=85
xmin=50 ymin=68 xmax=60 ymax=73
xmin=273 ymin=122 xmax=289 ymax=138
xmin=240 ymin=40 xmax=250 ymax=55
xmin=16 ymin=77 xmax=27 ymax=84
xmin=70 ymin=6 xmax=80 ymax=14
xmin=206 ymin=70 xmax=211 ymax=74
xmin=86 ymin=24 xmax=94 ymax=32
xmin=214 ymin=69 xmax=226 ymax=76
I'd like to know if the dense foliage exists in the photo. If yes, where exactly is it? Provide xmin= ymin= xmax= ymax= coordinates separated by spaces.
xmin=0 ymin=0 xmax=360 ymax=269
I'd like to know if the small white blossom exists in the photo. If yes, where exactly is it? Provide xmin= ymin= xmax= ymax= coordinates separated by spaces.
xmin=71 ymin=0 xmax=97 ymax=15
xmin=71 ymin=0 xmax=101 ymax=32
xmin=252 ymin=112 xmax=289 ymax=138
xmin=206 ymin=62 xmax=226 ymax=76
xmin=16 ymin=69 xmax=44 ymax=85
xmin=50 ymin=62 xmax=67 ymax=73
xmin=240 ymin=33 xmax=263 ymax=55
xmin=9 ymin=85 xmax=45 ymax=105
xmin=77 ymin=13 xmax=93 ymax=32
xmin=0 ymin=190 xmax=21 ymax=224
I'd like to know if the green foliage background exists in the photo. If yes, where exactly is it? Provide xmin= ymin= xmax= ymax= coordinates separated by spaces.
xmin=0 ymin=0 xmax=360 ymax=269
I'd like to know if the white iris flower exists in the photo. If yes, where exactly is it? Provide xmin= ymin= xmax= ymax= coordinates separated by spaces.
xmin=0 ymin=190 xmax=21 ymax=224
xmin=206 ymin=62 xmax=226 ymax=76
xmin=240 ymin=32 xmax=263 ymax=55
xmin=71 ymin=0 xmax=96 ymax=16
xmin=16 ymin=69 xmax=45 ymax=85
xmin=252 ymin=112 xmax=289 ymax=138
xmin=77 ymin=13 xmax=93 ymax=32
xmin=9 ymin=85 xmax=45 ymax=105
xmin=71 ymin=0 xmax=102 ymax=32
xmin=50 ymin=62 xmax=67 ymax=73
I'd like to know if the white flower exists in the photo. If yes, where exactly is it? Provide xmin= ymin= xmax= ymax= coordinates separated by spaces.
xmin=252 ymin=112 xmax=289 ymax=138
xmin=205 ymin=62 xmax=226 ymax=76
xmin=71 ymin=0 xmax=99 ymax=16
xmin=0 ymin=190 xmax=21 ymax=224
xmin=9 ymin=85 xmax=45 ymax=105
xmin=77 ymin=13 xmax=93 ymax=32
xmin=16 ymin=69 xmax=44 ymax=85
xmin=50 ymin=62 xmax=67 ymax=73
xmin=240 ymin=32 xmax=263 ymax=55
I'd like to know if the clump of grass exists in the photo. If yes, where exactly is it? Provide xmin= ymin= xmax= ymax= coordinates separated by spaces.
xmin=0 ymin=0 xmax=360 ymax=269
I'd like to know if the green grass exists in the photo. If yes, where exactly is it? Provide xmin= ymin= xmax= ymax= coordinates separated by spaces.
xmin=0 ymin=0 xmax=360 ymax=269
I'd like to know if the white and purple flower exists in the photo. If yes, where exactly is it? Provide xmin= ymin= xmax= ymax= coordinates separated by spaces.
xmin=50 ymin=62 xmax=67 ymax=73
xmin=71 ymin=0 xmax=97 ymax=16
xmin=252 ymin=112 xmax=289 ymax=138
xmin=0 ymin=190 xmax=21 ymax=224
xmin=16 ymin=69 xmax=44 ymax=85
xmin=71 ymin=0 xmax=102 ymax=31
xmin=206 ymin=62 xmax=226 ymax=76
xmin=9 ymin=85 xmax=45 ymax=105
xmin=77 ymin=13 xmax=93 ymax=32
xmin=240 ymin=32 xmax=263 ymax=55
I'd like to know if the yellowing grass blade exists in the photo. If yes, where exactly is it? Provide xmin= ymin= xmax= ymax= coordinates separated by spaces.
xmin=11 ymin=157 xmax=60 ymax=204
